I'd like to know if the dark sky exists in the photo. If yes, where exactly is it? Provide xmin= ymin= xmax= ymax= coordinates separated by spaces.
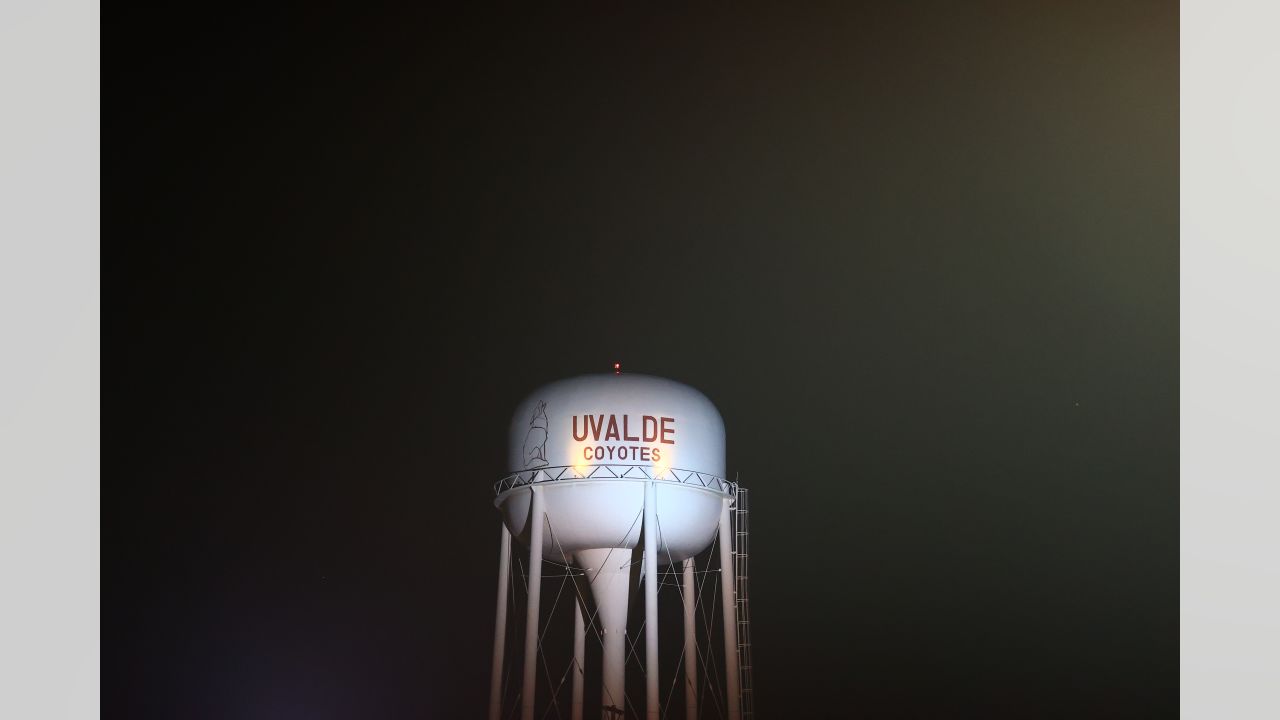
xmin=109 ymin=3 xmax=1178 ymax=718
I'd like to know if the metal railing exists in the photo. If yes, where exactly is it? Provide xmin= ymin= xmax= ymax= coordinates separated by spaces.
xmin=494 ymin=464 xmax=735 ymax=496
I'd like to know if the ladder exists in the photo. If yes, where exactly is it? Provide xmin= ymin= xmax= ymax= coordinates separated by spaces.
xmin=734 ymin=486 xmax=755 ymax=719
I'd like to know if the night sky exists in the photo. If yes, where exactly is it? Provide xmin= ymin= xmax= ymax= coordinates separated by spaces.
xmin=109 ymin=3 xmax=1178 ymax=718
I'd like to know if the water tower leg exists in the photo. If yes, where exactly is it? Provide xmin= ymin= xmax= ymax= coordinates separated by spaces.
xmin=572 ymin=597 xmax=585 ymax=720
xmin=643 ymin=481 xmax=660 ymax=720
xmin=682 ymin=557 xmax=697 ymax=720
xmin=718 ymin=498 xmax=741 ymax=720
xmin=522 ymin=487 xmax=546 ymax=720
xmin=488 ymin=524 xmax=512 ymax=720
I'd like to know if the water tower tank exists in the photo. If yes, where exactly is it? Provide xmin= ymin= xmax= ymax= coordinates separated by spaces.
xmin=498 ymin=373 xmax=730 ymax=563
xmin=488 ymin=372 xmax=746 ymax=720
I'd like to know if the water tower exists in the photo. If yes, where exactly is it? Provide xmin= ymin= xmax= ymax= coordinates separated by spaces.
xmin=486 ymin=372 xmax=753 ymax=720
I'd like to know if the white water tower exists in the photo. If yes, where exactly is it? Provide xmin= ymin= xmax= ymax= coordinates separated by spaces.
xmin=486 ymin=371 xmax=753 ymax=720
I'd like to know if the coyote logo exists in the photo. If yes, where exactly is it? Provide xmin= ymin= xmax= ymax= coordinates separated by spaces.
xmin=523 ymin=400 xmax=550 ymax=469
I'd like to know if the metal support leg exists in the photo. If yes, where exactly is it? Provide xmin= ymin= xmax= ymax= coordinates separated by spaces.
xmin=572 ymin=597 xmax=585 ymax=720
xmin=488 ymin=524 xmax=511 ymax=720
xmin=683 ymin=557 xmax=697 ymax=720
xmin=522 ymin=488 xmax=545 ymax=720
xmin=719 ymin=498 xmax=741 ymax=720
xmin=644 ymin=481 xmax=660 ymax=719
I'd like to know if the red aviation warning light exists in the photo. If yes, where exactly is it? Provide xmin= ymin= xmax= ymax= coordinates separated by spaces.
xmin=613 ymin=362 xmax=621 ymax=375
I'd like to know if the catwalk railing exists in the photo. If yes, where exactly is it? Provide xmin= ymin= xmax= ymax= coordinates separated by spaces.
xmin=495 ymin=464 xmax=736 ymax=496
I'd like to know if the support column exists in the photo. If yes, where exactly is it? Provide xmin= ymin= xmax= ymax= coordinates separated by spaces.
xmin=572 ymin=598 xmax=585 ymax=720
xmin=718 ymin=498 xmax=741 ymax=720
xmin=576 ymin=547 xmax=629 ymax=718
xmin=522 ymin=488 xmax=546 ymax=720
xmin=682 ymin=557 xmax=697 ymax=720
xmin=488 ymin=524 xmax=512 ymax=720
xmin=643 ymin=481 xmax=660 ymax=719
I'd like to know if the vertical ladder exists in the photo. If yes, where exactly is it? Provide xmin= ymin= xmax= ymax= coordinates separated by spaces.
xmin=734 ymin=487 xmax=755 ymax=720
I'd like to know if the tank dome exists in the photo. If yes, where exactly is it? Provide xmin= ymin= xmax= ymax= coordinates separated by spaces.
xmin=506 ymin=373 xmax=726 ymax=478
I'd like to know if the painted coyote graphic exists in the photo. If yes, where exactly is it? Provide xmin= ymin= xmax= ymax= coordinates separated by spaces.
xmin=523 ymin=400 xmax=550 ymax=469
